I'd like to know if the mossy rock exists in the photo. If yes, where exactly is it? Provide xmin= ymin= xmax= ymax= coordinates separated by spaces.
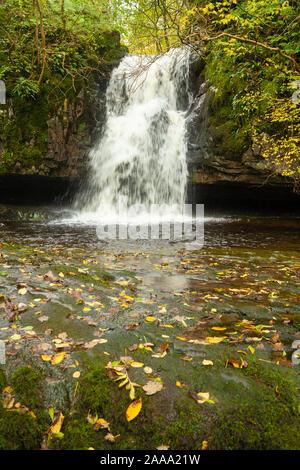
xmin=50 ymin=361 xmax=206 ymax=450
xmin=11 ymin=365 xmax=44 ymax=410
xmin=211 ymin=397 xmax=300 ymax=450
xmin=211 ymin=360 xmax=300 ymax=449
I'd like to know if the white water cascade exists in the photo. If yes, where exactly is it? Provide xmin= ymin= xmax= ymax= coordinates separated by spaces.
xmin=75 ymin=48 xmax=193 ymax=223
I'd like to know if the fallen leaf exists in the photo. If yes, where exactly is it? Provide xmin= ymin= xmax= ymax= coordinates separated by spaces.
xmin=51 ymin=352 xmax=66 ymax=365
xmin=18 ymin=288 xmax=27 ymax=295
xmin=38 ymin=316 xmax=49 ymax=323
xmin=94 ymin=418 xmax=110 ymax=431
xmin=126 ymin=397 xmax=142 ymax=422
xmin=142 ymin=381 xmax=163 ymax=395
xmin=145 ymin=316 xmax=156 ymax=322
xmin=104 ymin=433 xmax=116 ymax=443
xmin=202 ymin=360 xmax=214 ymax=366
xmin=130 ymin=361 xmax=144 ymax=368
xmin=48 ymin=411 xmax=64 ymax=434
xmin=201 ymin=440 xmax=208 ymax=450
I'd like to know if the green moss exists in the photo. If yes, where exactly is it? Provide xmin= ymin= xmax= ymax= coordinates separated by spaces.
xmin=207 ymin=93 xmax=250 ymax=161
xmin=50 ymin=416 xmax=101 ymax=450
xmin=11 ymin=365 xmax=44 ymax=410
xmin=212 ymin=395 xmax=300 ymax=450
xmin=0 ymin=409 xmax=41 ymax=450
xmin=211 ymin=359 xmax=300 ymax=450
xmin=50 ymin=361 xmax=206 ymax=450
xmin=0 ymin=368 xmax=6 ymax=390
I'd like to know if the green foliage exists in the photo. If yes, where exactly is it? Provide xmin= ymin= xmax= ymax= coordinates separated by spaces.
xmin=0 ymin=0 xmax=125 ymax=171
xmin=116 ymin=0 xmax=299 ymax=181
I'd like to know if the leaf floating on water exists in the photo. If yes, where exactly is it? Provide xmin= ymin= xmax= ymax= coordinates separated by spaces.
xmin=18 ymin=288 xmax=27 ymax=295
xmin=205 ymin=336 xmax=226 ymax=344
xmin=126 ymin=396 xmax=142 ymax=422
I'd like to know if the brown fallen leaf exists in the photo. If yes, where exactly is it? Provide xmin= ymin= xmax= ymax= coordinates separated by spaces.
xmin=44 ymin=271 xmax=58 ymax=282
xmin=142 ymin=381 xmax=163 ymax=395
xmin=94 ymin=418 xmax=110 ymax=431
xmin=38 ymin=315 xmax=49 ymax=323
xmin=84 ymin=338 xmax=107 ymax=349
xmin=104 ymin=433 xmax=117 ymax=443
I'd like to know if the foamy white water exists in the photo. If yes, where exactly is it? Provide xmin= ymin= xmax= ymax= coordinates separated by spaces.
xmin=73 ymin=48 xmax=193 ymax=224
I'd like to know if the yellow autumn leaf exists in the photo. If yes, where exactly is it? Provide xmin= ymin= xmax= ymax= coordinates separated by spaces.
xmin=202 ymin=360 xmax=214 ymax=366
xmin=18 ymin=288 xmax=27 ymax=295
xmin=48 ymin=411 xmax=64 ymax=434
xmin=130 ymin=361 xmax=144 ymax=368
xmin=41 ymin=354 xmax=52 ymax=362
xmin=176 ymin=381 xmax=185 ymax=388
xmin=145 ymin=316 xmax=156 ymax=322
xmin=202 ymin=440 xmax=208 ymax=450
xmin=197 ymin=392 xmax=210 ymax=403
xmin=126 ymin=396 xmax=142 ymax=422
xmin=205 ymin=336 xmax=226 ymax=344
xmin=51 ymin=352 xmax=66 ymax=365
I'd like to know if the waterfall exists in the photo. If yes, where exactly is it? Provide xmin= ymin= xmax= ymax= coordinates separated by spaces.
xmin=75 ymin=48 xmax=192 ymax=223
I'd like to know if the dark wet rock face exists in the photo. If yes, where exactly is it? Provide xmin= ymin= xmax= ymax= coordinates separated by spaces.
xmin=186 ymin=53 xmax=298 ymax=194
xmin=0 ymin=50 xmax=299 ymax=207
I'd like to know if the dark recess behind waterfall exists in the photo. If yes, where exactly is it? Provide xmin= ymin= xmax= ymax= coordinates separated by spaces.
xmin=0 ymin=173 xmax=299 ymax=215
